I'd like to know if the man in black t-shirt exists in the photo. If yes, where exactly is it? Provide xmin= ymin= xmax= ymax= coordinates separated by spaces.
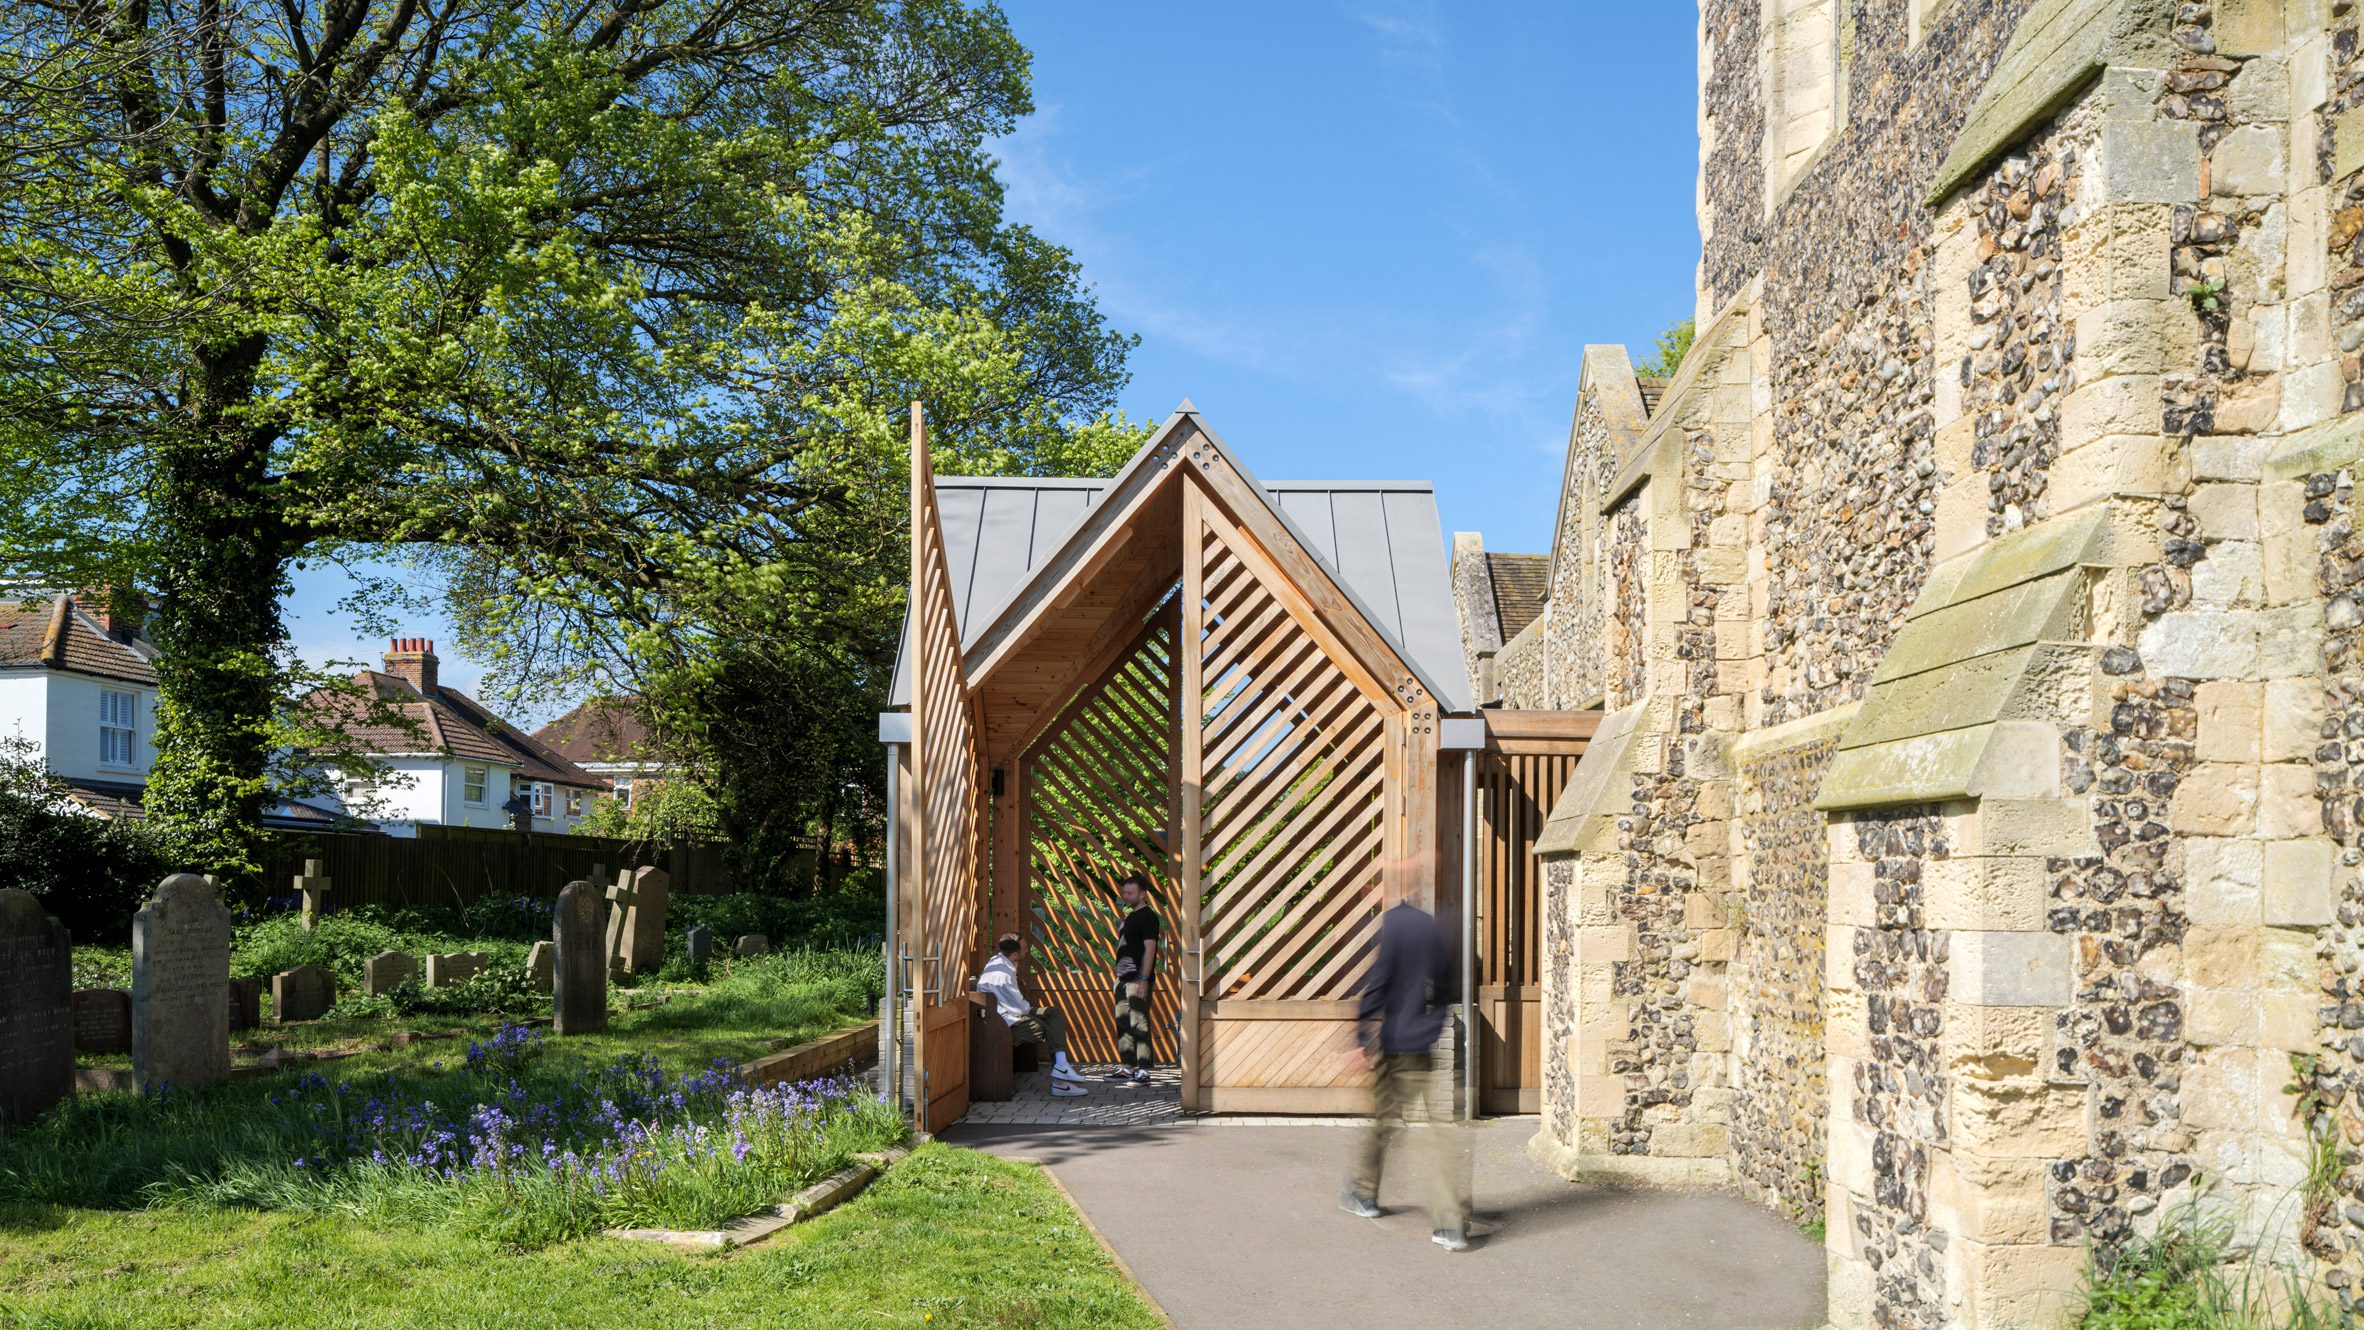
xmin=1109 ymin=872 xmax=1160 ymax=1083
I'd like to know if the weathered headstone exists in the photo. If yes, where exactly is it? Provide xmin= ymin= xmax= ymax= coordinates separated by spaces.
xmin=72 ymin=988 xmax=131 ymax=1053
xmin=425 ymin=952 xmax=486 ymax=988
xmin=736 ymin=933 xmax=770 ymax=958
xmin=527 ymin=941 xmax=556 ymax=994
xmin=0 ymin=889 xmax=73 ymax=1126
xmin=623 ymin=866 xmax=670 ymax=975
xmin=685 ymin=925 xmax=714 ymax=970
xmin=227 ymin=977 xmax=262 ymax=1032
xmin=365 ymin=951 xmax=418 ymax=997
xmin=131 ymin=873 xmax=232 ymax=1092
xmin=553 ymin=879 xmax=607 ymax=1036
xmin=294 ymin=858 xmax=331 ymax=931
xmin=272 ymin=965 xmax=336 ymax=1023
xmin=601 ymin=869 xmax=634 ymax=973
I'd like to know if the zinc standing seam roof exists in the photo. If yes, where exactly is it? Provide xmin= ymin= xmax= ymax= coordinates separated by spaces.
xmin=890 ymin=426 xmax=1472 ymax=715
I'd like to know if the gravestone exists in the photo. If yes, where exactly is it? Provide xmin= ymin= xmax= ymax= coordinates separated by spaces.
xmin=736 ymin=933 xmax=770 ymax=958
xmin=72 ymin=988 xmax=131 ymax=1053
xmin=294 ymin=858 xmax=331 ymax=931
xmin=685 ymin=925 xmax=713 ymax=970
xmin=601 ymin=869 xmax=634 ymax=973
xmin=527 ymin=941 xmax=556 ymax=994
xmin=131 ymin=873 xmax=232 ymax=1092
xmin=553 ymin=879 xmax=607 ymax=1036
xmin=0 ymin=889 xmax=73 ymax=1127
xmin=272 ymin=965 xmax=336 ymax=1023
xmin=227 ymin=977 xmax=262 ymax=1032
xmin=425 ymin=952 xmax=486 ymax=988
xmin=365 ymin=951 xmax=418 ymax=997
xmin=622 ymin=866 xmax=670 ymax=975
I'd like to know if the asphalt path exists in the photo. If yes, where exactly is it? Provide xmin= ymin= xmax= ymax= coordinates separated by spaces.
xmin=946 ymin=1116 xmax=1829 ymax=1330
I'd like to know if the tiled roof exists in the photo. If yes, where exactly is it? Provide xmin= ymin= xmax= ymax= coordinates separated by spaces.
xmin=1486 ymin=553 xmax=1551 ymax=642
xmin=58 ymin=778 xmax=343 ymax=828
xmin=0 ymin=593 xmax=158 ymax=685
xmin=307 ymin=673 xmax=605 ymax=789
xmin=534 ymin=696 xmax=663 ymax=767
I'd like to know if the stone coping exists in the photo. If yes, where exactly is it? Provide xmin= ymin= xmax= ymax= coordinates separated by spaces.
xmin=1726 ymin=701 xmax=1860 ymax=765
xmin=2262 ymin=410 xmax=2364 ymax=482
xmin=1535 ymin=699 xmax=1650 ymax=858
xmin=602 ymin=1144 xmax=912 ymax=1253
xmin=1599 ymin=282 xmax=1758 ymax=515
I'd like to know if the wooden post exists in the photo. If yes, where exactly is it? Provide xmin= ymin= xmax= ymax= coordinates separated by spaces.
xmin=992 ymin=765 xmax=1026 ymax=982
xmin=1401 ymin=687 xmax=1439 ymax=912
xmin=1178 ymin=475 xmax=1208 ymax=1112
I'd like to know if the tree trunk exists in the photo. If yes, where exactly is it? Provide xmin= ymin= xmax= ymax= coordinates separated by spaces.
xmin=140 ymin=339 xmax=289 ymax=882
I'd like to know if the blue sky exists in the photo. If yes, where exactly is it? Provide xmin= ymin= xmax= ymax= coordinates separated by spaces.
xmin=284 ymin=0 xmax=1701 ymax=717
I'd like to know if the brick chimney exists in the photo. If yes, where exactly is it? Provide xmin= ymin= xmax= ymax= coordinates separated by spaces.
xmin=384 ymin=637 xmax=439 ymax=696
xmin=80 ymin=586 xmax=144 ymax=642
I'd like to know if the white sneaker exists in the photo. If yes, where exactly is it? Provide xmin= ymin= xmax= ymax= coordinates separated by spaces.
xmin=1052 ymin=1065 xmax=1087 ymax=1085
xmin=1051 ymin=1082 xmax=1088 ymax=1097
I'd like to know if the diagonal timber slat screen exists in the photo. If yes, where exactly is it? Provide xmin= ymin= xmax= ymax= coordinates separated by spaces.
xmin=1020 ymin=600 xmax=1182 ymax=1063
xmin=1195 ymin=521 xmax=1385 ymax=1002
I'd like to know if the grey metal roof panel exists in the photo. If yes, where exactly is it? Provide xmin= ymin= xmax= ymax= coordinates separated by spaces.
xmin=887 ymin=415 xmax=1472 ymax=714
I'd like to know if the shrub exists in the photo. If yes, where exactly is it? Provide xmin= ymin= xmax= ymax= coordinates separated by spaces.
xmin=0 ymin=739 xmax=176 ymax=944
xmin=671 ymin=883 xmax=883 ymax=954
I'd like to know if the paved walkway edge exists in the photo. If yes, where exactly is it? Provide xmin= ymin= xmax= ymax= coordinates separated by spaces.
xmin=1015 ymin=1156 xmax=1180 ymax=1330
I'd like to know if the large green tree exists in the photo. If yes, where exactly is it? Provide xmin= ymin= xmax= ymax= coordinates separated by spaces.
xmin=0 ymin=0 xmax=1135 ymax=875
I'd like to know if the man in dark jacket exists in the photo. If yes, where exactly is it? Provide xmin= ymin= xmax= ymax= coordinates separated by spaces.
xmin=1340 ymin=896 xmax=1472 ymax=1250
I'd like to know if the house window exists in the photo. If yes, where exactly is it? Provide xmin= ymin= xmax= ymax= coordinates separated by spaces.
xmin=99 ymin=689 xmax=136 ymax=767
xmin=531 ymin=782 xmax=553 ymax=817
xmin=613 ymin=774 xmax=634 ymax=809
xmin=463 ymin=765 xmax=488 ymax=805
xmin=566 ymin=788 xmax=585 ymax=817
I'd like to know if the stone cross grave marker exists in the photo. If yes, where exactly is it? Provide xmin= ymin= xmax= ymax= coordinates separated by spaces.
xmin=295 ymin=859 xmax=331 ymax=931
xmin=272 ymin=965 xmax=336 ymax=1023
xmin=623 ymin=866 xmax=669 ymax=975
xmin=228 ymin=977 xmax=262 ymax=1032
xmin=425 ymin=952 xmax=485 ymax=988
xmin=601 ymin=867 xmax=634 ymax=975
xmin=0 ymin=888 xmax=74 ymax=1127
xmin=527 ymin=941 xmax=556 ymax=994
xmin=132 ymin=873 xmax=232 ymax=1092
xmin=365 ymin=951 xmax=418 ymax=997
xmin=553 ymin=879 xmax=607 ymax=1036
xmin=685 ymin=925 xmax=713 ymax=970
xmin=736 ymin=933 xmax=770 ymax=958
xmin=73 ymin=989 xmax=131 ymax=1053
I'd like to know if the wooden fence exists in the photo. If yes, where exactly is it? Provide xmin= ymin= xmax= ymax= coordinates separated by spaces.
xmin=259 ymin=825 xmax=756 ymax=912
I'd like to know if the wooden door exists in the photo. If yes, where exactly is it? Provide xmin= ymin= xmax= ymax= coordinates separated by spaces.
xmin=1476 ymin=746 xmax=1579 ymax=1114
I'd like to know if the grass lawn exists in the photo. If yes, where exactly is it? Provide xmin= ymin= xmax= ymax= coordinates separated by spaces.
xmin=0 ymin=1145 xmax=1164 ymax=1329
xmin=1 ymin=951 xmax=1159 ymax=1329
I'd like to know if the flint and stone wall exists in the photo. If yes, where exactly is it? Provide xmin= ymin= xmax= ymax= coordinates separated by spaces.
xmin=1503 ymin=3 xmax=2364 ymax=1328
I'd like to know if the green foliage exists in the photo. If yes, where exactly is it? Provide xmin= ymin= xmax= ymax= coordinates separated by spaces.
xmin=0 ymin=738 xmax=176 ymax=942
xmin=377 ymin=967 xmax=545 ymax=1019
xmin=0 ymin=954 xmax=881 ymax=1208
xmin=572 ymin=778 xmax=726 ymax=844
xmin=2190 ymin=278 xmax=2229 ymax=315
xmin=669 ymin=883 xmax=885 ymax=955
xmin=2078 ymin=1198 xmax=2337 ymax=1330
xmin=0 ymin=0 xmax=1140 ymax=875
xmin=1634 ymin=318 xmax=1696 ymax=379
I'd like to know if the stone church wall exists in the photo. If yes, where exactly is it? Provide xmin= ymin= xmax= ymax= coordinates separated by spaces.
xmin=1501 ymin=3 xmax=2364 ymax=1328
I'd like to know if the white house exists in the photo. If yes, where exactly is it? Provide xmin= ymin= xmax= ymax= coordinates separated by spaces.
xmin=0 ymin=592 xmax=165 ymax=814
xmin=314 ymin=638 xmax=604 ymax=836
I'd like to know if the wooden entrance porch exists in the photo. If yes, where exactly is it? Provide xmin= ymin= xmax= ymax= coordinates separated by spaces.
xmin=881 ymin=402 xmax=1590 ymax=1130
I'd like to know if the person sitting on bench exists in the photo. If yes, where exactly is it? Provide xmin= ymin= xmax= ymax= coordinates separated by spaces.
xmin=977 ymin=933 xmax=1089 ymax=1096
